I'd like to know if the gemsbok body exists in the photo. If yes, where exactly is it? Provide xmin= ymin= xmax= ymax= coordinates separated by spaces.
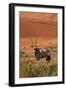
xmin=31 ymin=37 xmax=51 ymax=62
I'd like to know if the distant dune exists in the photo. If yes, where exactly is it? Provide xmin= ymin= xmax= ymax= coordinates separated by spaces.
xmin=20 ymin=12 xmax=57 ymax=38
xmin=19 ymin=12 xmax=58 ymax=52
xmin=20 ymin=37 xmax=57 ymax=51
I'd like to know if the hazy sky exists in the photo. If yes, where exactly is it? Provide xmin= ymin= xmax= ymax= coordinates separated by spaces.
xmin=19 ymin=12 xmax=58 ymax=38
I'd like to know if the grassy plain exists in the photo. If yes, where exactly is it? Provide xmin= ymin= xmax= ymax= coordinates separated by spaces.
xmin=19 ymin=47 xmax=58 ymax=78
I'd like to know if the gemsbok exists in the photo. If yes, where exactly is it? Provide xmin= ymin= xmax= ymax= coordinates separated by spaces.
xmin=31 ymin=37 xmax=51 ymax=62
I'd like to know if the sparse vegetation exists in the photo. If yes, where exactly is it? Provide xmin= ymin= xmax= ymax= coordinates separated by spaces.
xmin=20 ymin=60 xmax=57 ymax=78
xmin=19 ymin=47 xmax=58 ymax=78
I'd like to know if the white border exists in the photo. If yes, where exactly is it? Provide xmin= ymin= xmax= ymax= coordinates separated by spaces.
xmin=15 ymin=6 xmax=62 ymax=84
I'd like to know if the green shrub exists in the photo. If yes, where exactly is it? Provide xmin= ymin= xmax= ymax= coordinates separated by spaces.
xmin=19 ymin=60 xmax=58 ymax=78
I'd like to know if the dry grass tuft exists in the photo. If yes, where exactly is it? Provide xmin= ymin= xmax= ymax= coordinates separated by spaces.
xmin=19 ymin=47 xmax=58 ymax=78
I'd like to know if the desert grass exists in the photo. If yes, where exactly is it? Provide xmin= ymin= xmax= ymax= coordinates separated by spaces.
xmin=19 ymin=47 xmax=58 ymax=78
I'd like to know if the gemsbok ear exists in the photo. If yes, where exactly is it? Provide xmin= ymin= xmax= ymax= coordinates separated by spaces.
xmin=31 ymin=45 xmax=33 ymax=48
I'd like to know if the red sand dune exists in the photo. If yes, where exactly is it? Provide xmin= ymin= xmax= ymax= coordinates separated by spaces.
xmin=20 ymin=38 xmax=57 ymax=51
xmin=19 ymin=12 xmax=58 ymax=51
xmin=19 ymin=12 xmax=57 ymax=38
